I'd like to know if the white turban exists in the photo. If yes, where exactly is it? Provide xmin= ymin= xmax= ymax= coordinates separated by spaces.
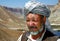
xmin=24 ymin=1 xmax=51 ymax=18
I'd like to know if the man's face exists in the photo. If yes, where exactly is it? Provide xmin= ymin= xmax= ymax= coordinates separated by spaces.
xmin=26 ymin=13 xmax=45 ymax=32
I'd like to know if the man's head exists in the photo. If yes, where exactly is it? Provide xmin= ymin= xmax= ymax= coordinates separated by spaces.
xmin=24 ymin=1 xmax=51 ymax=35
xmin=26 ymin=12 xmax=46 ymax=35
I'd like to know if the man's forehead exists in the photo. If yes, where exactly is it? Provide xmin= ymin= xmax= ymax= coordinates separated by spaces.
xmin=26 ymin=13 xmax=43 ymax=19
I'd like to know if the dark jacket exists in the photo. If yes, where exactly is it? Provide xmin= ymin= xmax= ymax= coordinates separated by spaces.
xmin=21 ymin=30 xmax=59 ymax=41
xmin=42 ymin=30 xmax=59 ymax=41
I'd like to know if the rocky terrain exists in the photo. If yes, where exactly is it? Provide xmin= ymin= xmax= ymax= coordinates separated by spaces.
xmin=0 ymin=6 xmax=27 ymax=41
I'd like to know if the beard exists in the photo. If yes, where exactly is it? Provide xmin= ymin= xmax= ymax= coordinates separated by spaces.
xmin=28 ymin=24 xmax=44 ymax=35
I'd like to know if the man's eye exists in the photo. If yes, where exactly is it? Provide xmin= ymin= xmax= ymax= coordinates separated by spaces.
xmin=26 ymin=20 xmax=30 ymax=22
xmin=32 ymin=20 xmax=37 ymax=22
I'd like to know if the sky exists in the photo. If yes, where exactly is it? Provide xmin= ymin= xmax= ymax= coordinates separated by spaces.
xmin=0 ymin=0 xmax=58 ymax=8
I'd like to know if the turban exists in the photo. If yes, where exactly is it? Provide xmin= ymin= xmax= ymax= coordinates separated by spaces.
xmin=24 ymin=1 xmax=51 ymax=18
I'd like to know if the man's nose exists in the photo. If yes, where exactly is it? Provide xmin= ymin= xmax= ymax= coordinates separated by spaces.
xmin=29 ymin=21 xmax=34 ymax=26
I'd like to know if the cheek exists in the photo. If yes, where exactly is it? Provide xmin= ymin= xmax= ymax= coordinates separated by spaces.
xmin=34 ymin=22 xmax=40 ymax=26
xmin=36 ymin=22 xmax=42 ymax=28
xmin=35 ymin=19 xmax=43 ymax=27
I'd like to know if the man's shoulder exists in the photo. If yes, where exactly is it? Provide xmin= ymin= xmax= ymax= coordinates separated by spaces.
xmin=43 ymin=36 xmax=59 ymax=41
xmin=17 ymin=31 xmax=28 ymax=41
xmin=18 ymin=31 xmax=30 ymax=41
xmin=43 ymin=30 xmax=60 ymax=41
xmin=46 ymin=36 xmax=59 ymax=39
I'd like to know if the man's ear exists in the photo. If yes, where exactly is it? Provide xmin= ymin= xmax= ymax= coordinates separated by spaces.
xmin=43 ymin=16 xmax=46 ymax=24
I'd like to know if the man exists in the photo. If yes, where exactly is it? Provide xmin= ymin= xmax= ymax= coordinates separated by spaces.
xmin=17 ymin=1 xmax=60 ymax=41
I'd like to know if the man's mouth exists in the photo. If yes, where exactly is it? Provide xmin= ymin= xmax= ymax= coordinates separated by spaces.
xmin=28 ymin=26 xmax=37 ymax=31
xmin=29 ymin=26 xmax=37 ymax=29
